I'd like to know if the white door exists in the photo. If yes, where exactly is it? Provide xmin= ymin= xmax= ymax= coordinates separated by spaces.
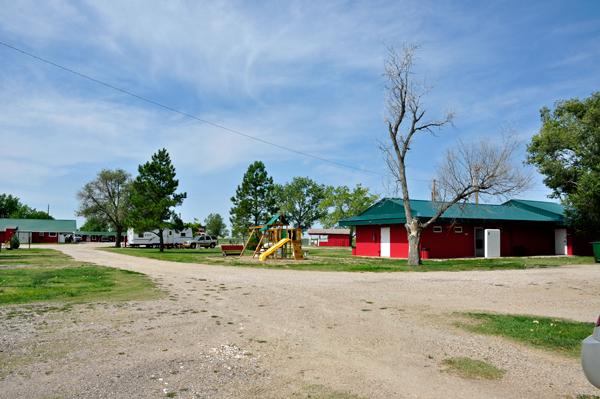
xmin=18 ymin=232 xmax=30 ymax=244
xmin=555 ymin=229 xmax=567 ymax=255
xmin=380 ymin=227 xmax=390 ymax=258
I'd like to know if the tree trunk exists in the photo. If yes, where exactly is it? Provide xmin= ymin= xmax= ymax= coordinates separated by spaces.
xmin=405 ymin=220 xmax=422 ymax=265
xmin=115 ymin=230 xmax=122 ymax=248
xmin=159 ymin=228 xmax=164 ymax=252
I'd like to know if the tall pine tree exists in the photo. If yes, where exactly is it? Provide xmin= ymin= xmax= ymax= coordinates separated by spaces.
xmin=127 ymin=149 xmax=186 ymax=252
xmin=230 ymin=161 xmax=277 ymax=237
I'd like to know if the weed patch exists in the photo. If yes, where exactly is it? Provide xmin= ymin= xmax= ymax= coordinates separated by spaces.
xmin=455 ymin=313 xmax=593 ymax=357
xmin=442 ymin=357 xmax=505 ymax=380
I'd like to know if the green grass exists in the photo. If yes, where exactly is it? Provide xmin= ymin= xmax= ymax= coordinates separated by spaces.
xmin=300 ymin=383 xmax=366 ymax=399
xmin=442 ymin=357 xmax=505 ymax=380
xmin=455 ymin=313 xmax=594 ymax=357
xmin=101 ymin=245 xmax=595 ymax=272
xmin=0 ymin=248 xmax=165 ymax=305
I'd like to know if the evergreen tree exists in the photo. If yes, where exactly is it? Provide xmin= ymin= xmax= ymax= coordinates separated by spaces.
xmin=127 ymin=149 xmax=187 ymax=252
xmin=230 ymin=161 xmax=277 ymax=237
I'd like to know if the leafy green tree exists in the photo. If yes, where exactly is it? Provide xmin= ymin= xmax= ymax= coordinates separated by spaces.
xmin=230 ymin=161 xmax=277 ymax=237
xmin=0 ymin=194 xmax=21 ymax=218
xmin=319 ymin=184 xmax=379 ymax=244
xmin=79 ymin=217 xmax=110 ymax=232
xmin=77 ymin=169 xmax=132 ymax=247
xmin=204 ymin=213 xmax=229 ymax=237
xmin=526 ymin=92 xmax=600 ymax=236
xmin=275 ymin=177 xmax=326 ymax=233
xmin=187 ymin=222 xmax=205 ymax=236
xmin=11 ymin=206 xmax=53 ymax=219
xmin=0 ymin=194 xmax=53 ymax=219
xmin=127 ymin=149 xmax=187 ymax=252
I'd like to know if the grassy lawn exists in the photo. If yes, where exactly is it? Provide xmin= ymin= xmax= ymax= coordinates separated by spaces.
xmin=455 ymin=313 xmax=594 ymax=357
xmin=0 ymin=248 xmax=165 ymax=305
xmin=101 ymin=245 xmax=595 ymax=272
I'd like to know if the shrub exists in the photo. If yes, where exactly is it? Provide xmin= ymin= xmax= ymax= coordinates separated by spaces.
xmin=11 ymin=234 xmax=20 ymax=249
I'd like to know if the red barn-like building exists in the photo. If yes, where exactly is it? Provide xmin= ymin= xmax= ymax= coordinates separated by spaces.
xmin=307 ymin=229 xmax=351 ymax=247
xmin=338 ymin=199 xmax=594 ymax=258
xmin=0 ymin=219 xmax=77 ymax=244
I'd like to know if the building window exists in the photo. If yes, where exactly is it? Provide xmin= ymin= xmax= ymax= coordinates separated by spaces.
xmin=91 ymin=235 xmax=96 ymax=240
xmin=320 ymin=235 xmax=328 ymax=242
xmin=39 ymin=232 xmax=45 ymax=237
xmin=454 ymin=226 xmax=463 ymax=233
xmin=433 ymin=226 xmax=442 ymax=233
xmin=49 ymin=232 xmax=57 ymax=237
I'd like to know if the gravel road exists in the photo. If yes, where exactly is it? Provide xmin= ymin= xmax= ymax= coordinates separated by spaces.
xmin=2 ymin=243 xmax=600 ymax=398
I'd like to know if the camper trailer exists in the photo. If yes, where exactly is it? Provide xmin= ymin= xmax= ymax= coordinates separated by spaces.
xmin=127 ymin=228 xmax=192 ymax=248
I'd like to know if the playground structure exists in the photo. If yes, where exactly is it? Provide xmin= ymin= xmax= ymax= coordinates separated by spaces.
xmin=240 ymin=215 xmax=304 ymax=261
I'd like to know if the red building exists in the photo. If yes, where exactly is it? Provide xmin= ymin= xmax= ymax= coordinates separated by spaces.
xmin=0 ymin=219 xmax=77 ymax=244
xmin=78 ymin=231 xmax=127 ymax=243
xmin=338 ymin=199 xmax=594 ymax=259
xmin=307 ymin=229 xmax=351 ymax=247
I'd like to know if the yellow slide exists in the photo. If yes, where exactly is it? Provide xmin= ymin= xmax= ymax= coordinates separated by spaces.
xmin=259 ymin=238 xmax=291 ymax=261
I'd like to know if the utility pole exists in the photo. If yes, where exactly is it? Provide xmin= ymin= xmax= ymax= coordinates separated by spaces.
xmin=432 ymin=179 xmax=436 ymax=201
xmin=467 ymin=165 xmax=484 ymax=204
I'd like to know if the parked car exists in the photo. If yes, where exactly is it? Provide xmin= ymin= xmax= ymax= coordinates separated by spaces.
xmin=100 ymin=235 xmax=113 ymax=242
xmin=182 ymin=234 xmax=218 ymax=249
xmin=65 ymin=234 xmax=82 ymax=243
xmin=581 ymin=315 xmax=600 ymax=388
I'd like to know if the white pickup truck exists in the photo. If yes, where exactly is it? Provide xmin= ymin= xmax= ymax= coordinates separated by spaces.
xmin=182 ymin=234 xmax=219 ymax=249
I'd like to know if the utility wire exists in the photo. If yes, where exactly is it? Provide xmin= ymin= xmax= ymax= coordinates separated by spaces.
xmin=1 ymin=41 xmax=432 ymax=181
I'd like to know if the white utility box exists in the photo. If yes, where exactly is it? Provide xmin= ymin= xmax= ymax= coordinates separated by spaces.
xmin=484 ymin=229 xmax=501 ymax=258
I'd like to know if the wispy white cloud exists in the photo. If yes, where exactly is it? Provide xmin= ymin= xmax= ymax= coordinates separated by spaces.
xmin=0 ymin=0 xmax=598 ymax=222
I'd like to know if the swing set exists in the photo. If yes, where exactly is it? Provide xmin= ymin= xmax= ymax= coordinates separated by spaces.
xmin=239 ymin=215 xmax=304 ymax=261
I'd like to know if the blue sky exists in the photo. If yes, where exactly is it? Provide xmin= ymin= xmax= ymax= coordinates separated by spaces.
xmin=1 ymin=1 xmax=599 ymax=230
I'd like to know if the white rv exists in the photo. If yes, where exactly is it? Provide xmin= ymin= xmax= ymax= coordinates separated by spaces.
xmin=127 ymin=228 xmax=192 ymax=248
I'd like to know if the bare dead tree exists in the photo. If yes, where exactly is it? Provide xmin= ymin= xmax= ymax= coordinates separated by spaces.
xmin=433 ymin=125 xmax=534 ymax=206
xmin=380 ymin=43 xmax=532 ymax=265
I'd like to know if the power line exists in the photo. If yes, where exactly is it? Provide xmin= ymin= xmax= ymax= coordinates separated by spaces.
xmin=1 ymin=41 xmax=389 ymax=176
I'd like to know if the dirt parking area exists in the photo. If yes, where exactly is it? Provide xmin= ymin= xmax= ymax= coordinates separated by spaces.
xmin=2 ymin=243 xmax=600 ymax=398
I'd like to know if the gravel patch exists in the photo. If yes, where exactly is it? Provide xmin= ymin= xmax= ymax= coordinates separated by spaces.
xmin=2 ymin=243 xmax=600 ymax=398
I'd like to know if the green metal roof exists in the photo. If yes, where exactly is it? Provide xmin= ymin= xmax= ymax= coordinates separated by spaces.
xmin=504 ymin=199 xmax=565 ymax=219
xmin=0 ymin=218 xmax=77 ymax=232
xmin=338 ymin=198 xmax=565 ymax=226
xmin=77 ymin=231 xmax=116 ymax=236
